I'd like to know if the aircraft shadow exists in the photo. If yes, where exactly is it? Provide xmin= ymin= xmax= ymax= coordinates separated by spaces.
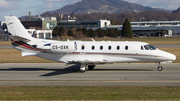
xmin=0 ymin=65 xmax=154 ymax=76
xmin=90 ymin=69 xmax=153 ymax=71
xmin=0 ymin=65 xmax=80 ymax=76
xmin=41 ymin=65 xmax=80 ymax=76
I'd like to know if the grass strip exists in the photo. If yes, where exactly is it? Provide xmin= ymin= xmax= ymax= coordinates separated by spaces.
xmin=0 ymin=49 xmax=56 ymax=63
xmin=0 ymin=86 xmax=179 ymax=100
xmin=0 ymin=41 xmax=11 ymax=46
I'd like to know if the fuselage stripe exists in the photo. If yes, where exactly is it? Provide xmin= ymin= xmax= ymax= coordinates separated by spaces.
xmin=10 ymin=38 xmax=43 ymax=52
xmin=69 ymin=52 xmax=162 ymax=58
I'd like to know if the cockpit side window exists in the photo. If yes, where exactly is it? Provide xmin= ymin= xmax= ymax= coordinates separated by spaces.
xmin=144 ymin=45 xmax=149 ymax=50
xmin=149 ymin=45 xmax=156 ymax=50
xmin=141 ymin=46 xmax=144 ymax=50
xmin=144 ymin=44 xmax=156 ymax=50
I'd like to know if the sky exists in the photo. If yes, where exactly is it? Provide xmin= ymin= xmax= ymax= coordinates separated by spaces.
xmin=0 ymin=0 xmax=180 ymax=21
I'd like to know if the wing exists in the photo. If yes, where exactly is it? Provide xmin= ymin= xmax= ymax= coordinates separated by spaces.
xmin=67 ymin=59 xmax=107 ymax=65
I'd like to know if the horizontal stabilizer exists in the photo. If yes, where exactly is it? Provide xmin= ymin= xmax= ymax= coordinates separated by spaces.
xmin=22 ymin=52 xmax=39 ymax=57
xmin=9 ymin=35 xmax=30 ymax=42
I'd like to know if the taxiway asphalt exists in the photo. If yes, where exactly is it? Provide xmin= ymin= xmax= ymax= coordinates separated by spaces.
xmin=0 ymin=63 xmax=179 ymax=86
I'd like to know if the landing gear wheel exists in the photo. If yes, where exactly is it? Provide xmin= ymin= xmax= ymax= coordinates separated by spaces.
xmin=80 ymin=69 xmax=85 ymax=73
xmin=80 ymin=63 xmax=86 ymax=73
xmin=157 ymin=66 xmax=163 ymax=71
xmin=88 ymin=65 xmax=95 ymax=70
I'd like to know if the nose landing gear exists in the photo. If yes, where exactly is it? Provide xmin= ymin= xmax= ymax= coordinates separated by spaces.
xmin=157 ymin=66 xmax=163 ymax=71
xmin=157 ymin=62 xmax=163 ymax=71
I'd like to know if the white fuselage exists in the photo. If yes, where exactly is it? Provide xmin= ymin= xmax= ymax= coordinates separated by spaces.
xmin=26 ymin=40 xmax=176 ymax=64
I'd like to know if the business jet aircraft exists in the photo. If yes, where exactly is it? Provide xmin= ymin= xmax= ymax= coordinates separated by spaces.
xmin=5 ymin=16 xmax=176 ymax=72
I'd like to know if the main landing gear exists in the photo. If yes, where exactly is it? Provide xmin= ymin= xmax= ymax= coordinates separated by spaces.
xmin=80 ymin=63 xmax=86 ymax=73
xmin=88 ymin=65 xmax=95 ymax=70
xmin=157 ymin=62 xmax=163 ymax=71
xmin=79 ymin=64 xmax=96 ymax=73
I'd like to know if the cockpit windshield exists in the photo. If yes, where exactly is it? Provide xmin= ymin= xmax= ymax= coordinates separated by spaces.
xmin=144 ymin=44 xmax=156 ymax=50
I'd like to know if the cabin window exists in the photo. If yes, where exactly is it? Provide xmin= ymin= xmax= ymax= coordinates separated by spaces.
xmin=125 ymin=46 xmax=128 ymax=50
xmin=141 ymin=46 xmax=144 ymax=50
xmin=100 ymin=46 xmax=103 ymax=50
xmin=82 ymin=46 xmax=85 ymax=50
xmin=117 ymin=46 xmax=120 ymax=50
xmin=92 ymin=46 xmax=95 ymax=50
xmin=108 ymin=46 xmax=111 ymax=50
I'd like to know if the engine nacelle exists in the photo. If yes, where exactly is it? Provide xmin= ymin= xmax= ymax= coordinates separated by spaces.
xmin=51 ymin=42 xmax=76 ymax=53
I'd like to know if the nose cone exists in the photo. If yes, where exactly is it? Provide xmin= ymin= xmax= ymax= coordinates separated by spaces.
xmin=164 ymin=52 xmax=176 ymax=61
xmin=170 ymin=54 xmax=176 ymax=61
xmin=158 ymin=50 xmax=176 ymax=61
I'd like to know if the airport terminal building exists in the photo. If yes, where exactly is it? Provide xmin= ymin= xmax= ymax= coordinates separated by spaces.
xmin=57 ymin=19 xmax=180 ymax=37
xmin=57 ymin=20 xmax=111 ymax=28
xmin=0 ymin=21 xmax=9 ymax=41
xmin=108 ymin=21 xmax=180 ymax=37
xmin=1 ymin=16 xmax=180 ymax=40
xmin=21 ymin=16 xmax=56 ymax=39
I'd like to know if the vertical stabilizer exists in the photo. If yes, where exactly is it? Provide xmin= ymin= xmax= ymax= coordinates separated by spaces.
xmin=4 ymin=16 xmax=32 ymax=40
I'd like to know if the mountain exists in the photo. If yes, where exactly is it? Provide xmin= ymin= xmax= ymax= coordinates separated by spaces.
xmin=43 ymin=0 xmax=163 ymax=14
xmin=172 ymin=7 xmax=180 ymax=13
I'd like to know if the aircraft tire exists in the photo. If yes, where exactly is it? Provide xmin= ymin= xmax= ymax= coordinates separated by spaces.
xmin=80 ymin=63 xmax=86 ymax=73
xmin=80 ymin=70 xmax=85 ymax=73
xmin=157 ymin=66 xmax=163 ymax=71
xmin=88 ymin=65 xmax=95 ymax=70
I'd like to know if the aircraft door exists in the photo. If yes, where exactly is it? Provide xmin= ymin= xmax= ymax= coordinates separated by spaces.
xmin=80 ymin=44 xmax=86 ymax=54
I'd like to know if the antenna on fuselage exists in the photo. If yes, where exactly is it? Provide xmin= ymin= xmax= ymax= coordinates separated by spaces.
xmin=91 ymin=38 xmax=95 ymax=42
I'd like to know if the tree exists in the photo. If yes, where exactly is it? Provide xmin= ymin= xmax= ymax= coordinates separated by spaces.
xmin=113 ymin=28 xmax=120 ymax=38
xmin=96 ymin=28 xmax=105 ymax=37
xmin=82 ymin=27 xmax=88 ymax=36
xmin=121 ymin=18 xmax=133 ymax=38
xmin=59 ymin=27 xmax=66 ymax=36
xmin=106 ymin=29 xmax=119 ymax=38
xmin=76 ymin=28 xmax=82 ymax=33
xmin=88 ymin=29 xmax=96 ymax=37
xmin=67 ymin=29 xmax=73 ymax=36
xmin=111 ymin=20 xmax=121 ymax=25
xmin=52 ymin=26 xmax=60 ymax=37
xmin=76 ymin=28 xmax=83 ymax=39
